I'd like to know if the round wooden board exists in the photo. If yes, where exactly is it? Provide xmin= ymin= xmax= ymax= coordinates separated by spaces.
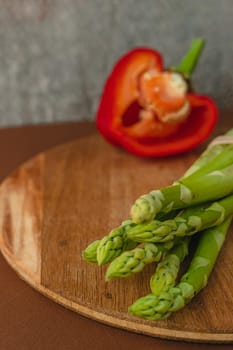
xmin=0 ymin=133 xmax=233 ymax=343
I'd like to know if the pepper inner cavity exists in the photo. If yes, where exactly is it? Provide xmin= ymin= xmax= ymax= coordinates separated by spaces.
xmin=121 ymin=70 xmax=190 ymax=139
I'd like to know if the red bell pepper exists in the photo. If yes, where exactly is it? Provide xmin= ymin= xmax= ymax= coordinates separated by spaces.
xmin=96 ymin=39 xmax=218 ymax=157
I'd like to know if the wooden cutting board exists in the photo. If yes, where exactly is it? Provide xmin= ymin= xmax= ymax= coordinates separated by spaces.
xmin=0 ymin=133 xmax=232 ymax=343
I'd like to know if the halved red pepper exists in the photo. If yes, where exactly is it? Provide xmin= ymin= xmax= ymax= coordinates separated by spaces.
xmin=96 ymin=39 xmax=218 ymax=157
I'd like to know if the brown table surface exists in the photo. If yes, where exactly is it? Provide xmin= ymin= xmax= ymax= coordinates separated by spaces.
xmin=0 ymin=121 xmax=232 ymax=350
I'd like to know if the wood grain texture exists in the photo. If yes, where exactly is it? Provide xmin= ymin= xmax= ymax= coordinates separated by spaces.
xmin=0 ymin=133 xmax=233 ymax=343
xmin=0 ymin=154 xmax=43 ymax=282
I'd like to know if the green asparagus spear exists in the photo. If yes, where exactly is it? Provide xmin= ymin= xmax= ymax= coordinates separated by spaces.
xmin=127 ymin=193 xmax=233 ymax=243
xmin=96 ymin=220 xmax=138 ymax=265
xmin=105 ymin=240 xmax=176 ymax=281
xmin=183 ymin=128 xmax=233 ymax=178
xmin=83 ymin=237 xmax=138 ymax=264
xmin=131 ymin=163 xmax=233 ymax=224
xmin=150 ymin=237 xmax=190 ymax=295
xmin=129 ymin=217 xmax=232 ymax=320
xmin=183 ymin=144 xmax=233 ymax=181
xmin=82 ymin=240 xmax=100 ymax=263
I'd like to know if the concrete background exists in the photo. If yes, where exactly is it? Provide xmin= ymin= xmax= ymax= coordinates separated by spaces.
xmin=0 ymin=0 xmax=232 ymax=126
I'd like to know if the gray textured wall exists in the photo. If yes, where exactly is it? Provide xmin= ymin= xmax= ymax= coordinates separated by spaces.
xmin=0 ymin=0 xmax=233 ymax=126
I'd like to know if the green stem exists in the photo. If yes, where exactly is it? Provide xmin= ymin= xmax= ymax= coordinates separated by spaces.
xmin=128 ymin=193 xmax=233 ymax=243
xmin=150 ymin=237 xmax=190 ymax=295
xmin=175 ymin=38 xmax=205 ymax=79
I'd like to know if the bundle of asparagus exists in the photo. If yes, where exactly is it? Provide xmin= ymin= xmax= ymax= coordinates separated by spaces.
xmin=82 ymin=129 xmax=233 ymax=320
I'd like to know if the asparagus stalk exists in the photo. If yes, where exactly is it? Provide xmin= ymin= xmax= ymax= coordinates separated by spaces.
xmin=183 ymin=144 xmax=230 ymax=178
xmin=105 ymin=240 xmax=177 ymax=281
xmin=150 ymin=237 xmax=190 ymax=295
xmin=82 ymin=240 xmax=100 ymax=263
xmin=96 ymin=220 xmax=138 ymax=265
xmin=183 ymin=144 xmax=233 ymax=181
xmin=182 ymin=129 xmax=233 ymax=178
xmin=129 ymin=217 xmax=232 ymax=320
xmin=127 ymin=193 xmax=233 ymax=243
xmin=83 ymin=236 xmax=139 ymax=264
xmin=131 ymin=163 xmax=233 ymax=224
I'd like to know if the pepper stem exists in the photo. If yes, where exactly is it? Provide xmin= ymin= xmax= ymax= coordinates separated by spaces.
xmin=175 ymin=38 xmax=205 ymax=79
